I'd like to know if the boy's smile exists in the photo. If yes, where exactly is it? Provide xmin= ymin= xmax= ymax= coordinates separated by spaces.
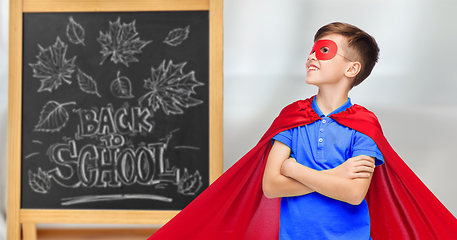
xmin=308 ymin=64 xmax=319 ymax=72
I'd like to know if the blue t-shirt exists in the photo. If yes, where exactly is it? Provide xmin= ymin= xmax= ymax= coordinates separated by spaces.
xmin=273 ymin=98 xmax=384 ymax=240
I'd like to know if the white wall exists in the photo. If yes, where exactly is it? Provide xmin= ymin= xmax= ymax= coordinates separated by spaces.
xmin=1 ymin=0 xmax=9 ymax=238
xmin=1 ymin=0 xmax=456 ymax=235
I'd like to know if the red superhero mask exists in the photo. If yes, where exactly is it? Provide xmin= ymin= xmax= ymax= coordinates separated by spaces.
xmin=310 ymin=39 xmax=339 ymax=61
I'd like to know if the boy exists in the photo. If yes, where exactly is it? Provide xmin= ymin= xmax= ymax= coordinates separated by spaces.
xmin=262 ymin=22 xmax=383 ymax=239
xmin=149 ymin=23 xmax=457 ymax=240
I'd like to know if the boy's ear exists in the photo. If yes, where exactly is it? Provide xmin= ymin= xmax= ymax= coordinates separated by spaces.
xmin=345 ymin=61 xmax=361 ymax=78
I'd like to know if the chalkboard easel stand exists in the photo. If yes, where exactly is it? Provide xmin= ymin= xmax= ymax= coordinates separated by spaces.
xmin=7 ymin=1 xmax=223 ymax=239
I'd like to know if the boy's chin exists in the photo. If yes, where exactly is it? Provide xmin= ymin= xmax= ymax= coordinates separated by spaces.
xmin=305 ymin=77 xmax=319 ymax=86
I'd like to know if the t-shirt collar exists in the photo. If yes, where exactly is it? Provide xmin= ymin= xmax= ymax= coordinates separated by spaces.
xmin=311 ymin=97 xmax=353 ymax=117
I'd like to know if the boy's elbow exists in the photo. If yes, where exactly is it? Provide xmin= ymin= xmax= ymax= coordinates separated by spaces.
xmin=262 ymin=184 xmax=274 ymax=199
xmin=263 ymin=190 xmax=278 ymax=199
xmin=262 ymin=181 xmax=279 ymax=199
xmin=347 ymin=196 xmax=365 ymax=205
xmin=263 ymin=191 xmax=276 ymax=199
xmin=347 ymin=189 xmax=367 ymax=205
xmin=345 ymin=177 xmax=372 ymax=205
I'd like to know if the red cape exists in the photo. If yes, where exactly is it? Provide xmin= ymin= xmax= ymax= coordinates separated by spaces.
xmin=149 ymin=97 xmax=457 ymax=239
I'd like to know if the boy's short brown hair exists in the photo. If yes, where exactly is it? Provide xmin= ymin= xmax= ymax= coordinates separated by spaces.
xmin=314 ymin=22 xmax=379 ymax=87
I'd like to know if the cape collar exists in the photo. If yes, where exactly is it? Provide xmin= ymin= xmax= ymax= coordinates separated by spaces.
xmin=311 ymin=96 xmax=353 ymax=117
xmin=296 ymin=95 xmax=359 ymax=119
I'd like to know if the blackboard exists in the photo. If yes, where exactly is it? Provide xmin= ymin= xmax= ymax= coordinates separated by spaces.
xmin=8 ymin=1 xmax=222 ymax=239
xmin=21 ymin=11 xmax=210 ymax=211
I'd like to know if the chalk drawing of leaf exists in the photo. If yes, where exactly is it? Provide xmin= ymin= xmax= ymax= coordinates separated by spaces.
xmin=97 ymin=17 xmax=152 ymax=67
xmin=29 ymin=37 xmax=76 ymax=92
xmin=111 ymin=71 xmax=134 ymax=98
xmin=66 ymin=16 xmax=85 ymax=46
xmin=163 ymin=26 xmax=190 ymax=46
xmin=138 ymin=60 xmax=204 ymax=115
xmin=29 ymin=168 xmax=51 ymax=194
xmin=35 ymin=101 xmax=76 ymax=132
xmin=77 ymin=68 xmax=101 ymax=97
xmin=178 ymin=169 xmax=203 ymax=196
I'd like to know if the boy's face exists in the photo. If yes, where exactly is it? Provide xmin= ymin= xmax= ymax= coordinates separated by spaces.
xmin=305 ymin=34 xmax=354 ymax=88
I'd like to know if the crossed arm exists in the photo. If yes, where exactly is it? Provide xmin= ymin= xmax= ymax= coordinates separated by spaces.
xmin=262 ymin=141 xmax=376 ymax=205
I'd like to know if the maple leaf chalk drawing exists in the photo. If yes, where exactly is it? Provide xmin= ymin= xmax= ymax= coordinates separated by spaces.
xmin=97 ymin=17 xmax=152 ymax=66
xmin=177 ymin=169 xmax=203 ymax=195
xmin=77 ymin=68 xmax=101 ymax=97
xmin=138 ymin=60 xmax=204 ymax=115
xmin=163 ymin=26 xmax=190 ymax=46
xmin=29 ymin=37 xmax=76 ymax=92
xmin=34 ymin=101 xmax=76 ymax=132
xmin=66 ymin=16 xmax=85 ymax=46
xmin=111 ymin=71 xmax=134 ymax=98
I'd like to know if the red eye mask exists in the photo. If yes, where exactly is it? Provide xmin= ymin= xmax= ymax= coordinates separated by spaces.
xmin=310 ymin=39 xmax=338 ymax=60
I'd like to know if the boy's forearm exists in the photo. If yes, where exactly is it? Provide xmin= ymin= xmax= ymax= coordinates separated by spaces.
xmin=262 ymin=172 xmax=314 ymax=198
xmin=283 ymin=160 xmax=372 ymax=205
xmin=263 ymin=167 xmax=353 ymax=198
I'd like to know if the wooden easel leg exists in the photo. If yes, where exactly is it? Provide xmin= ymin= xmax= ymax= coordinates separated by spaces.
xmin=22 ymin=223 xmax=37 ymax=240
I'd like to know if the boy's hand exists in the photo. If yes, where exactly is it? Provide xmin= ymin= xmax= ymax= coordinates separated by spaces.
xmin=280 ymin=157 xmax=298 ymax=177
xmin=331 ymin=155 xmax=375 ymax=179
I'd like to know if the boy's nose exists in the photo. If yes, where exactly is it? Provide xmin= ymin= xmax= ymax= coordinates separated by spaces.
xmin=308 ymin=51 xmax=317 ymax=61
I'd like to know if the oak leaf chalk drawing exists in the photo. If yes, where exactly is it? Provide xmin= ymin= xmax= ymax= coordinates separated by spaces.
xmin=66 ymin=16 xmax=85 ymax=46
xmin=29 ymin=168 xmax=52 ymax=194
xmin=163 ymin=26 xmax=190 ymax=46
xmin=111 ymin=71 xmax=134 ymax=98
xmin=29 ymin=37 xmax=76 ymax=92
xmin=34 ymin=101 xmax=76 ymax=132
xmin=97 ymin=17 xmax=152 ymax=66
xmin=138 ymin=60 xmax=204 ymax=115
xmin=77 ymin=68 xmax=101 ymax=97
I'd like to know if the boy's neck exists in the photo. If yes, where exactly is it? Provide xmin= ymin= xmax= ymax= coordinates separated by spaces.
xmin=315 ymin=89 xmax=349 ymax=116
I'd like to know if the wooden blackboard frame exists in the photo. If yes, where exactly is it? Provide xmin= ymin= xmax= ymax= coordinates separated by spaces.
xmin=7 ymin=0 xmax=223 ymax=239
